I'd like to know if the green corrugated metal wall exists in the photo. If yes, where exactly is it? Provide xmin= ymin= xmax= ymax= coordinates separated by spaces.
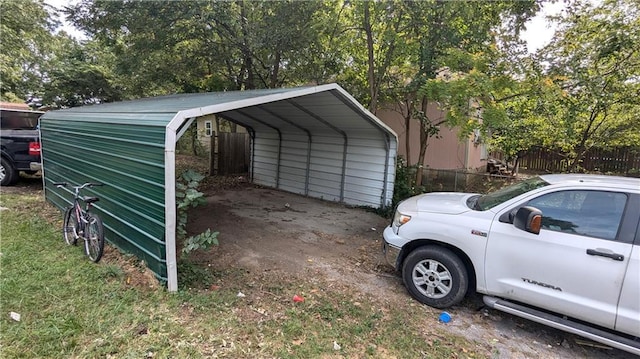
xmin=41 ymin=117 xmax=169 ymax=281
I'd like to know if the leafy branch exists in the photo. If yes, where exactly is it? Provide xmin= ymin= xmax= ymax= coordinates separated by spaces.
xmin=175 ymin=169 xmax=219 ymax=258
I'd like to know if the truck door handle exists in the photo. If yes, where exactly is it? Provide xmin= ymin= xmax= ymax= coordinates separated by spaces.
xmin=586 ymin=249 xmax=624 ymax=261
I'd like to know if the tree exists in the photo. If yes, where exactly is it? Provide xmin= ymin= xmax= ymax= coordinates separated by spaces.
xmin=405 ymin=0 xmax=539 ymax=184
xmin=41 ymin=39 xmax=123 ymax=108
xmin=422 ymin=0 xmax=639 ymax=174
xmin=0 ymin=0 xmax=59 ymax=103
xmin=67 ymin=0 xmax=228 ymax=96
xmin=527 ymin=0 xmax=640 ymax=170
xmin=66 ymin=0 xmax=335 ymax=97
xmin=342 ymin=1 xmax=412 ymax=114
xmin=420 ymin=47 xmax=526 ymax=169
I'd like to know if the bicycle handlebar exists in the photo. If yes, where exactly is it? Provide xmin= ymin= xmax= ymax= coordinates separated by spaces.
xmin=53 ymin=182 xmax=104 ymax=189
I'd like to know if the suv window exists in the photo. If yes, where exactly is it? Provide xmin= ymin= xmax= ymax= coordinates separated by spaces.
xmin=527 ymin=190 xmax=627 ymax=241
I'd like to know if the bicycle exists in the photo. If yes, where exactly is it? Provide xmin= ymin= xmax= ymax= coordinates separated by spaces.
xmin=53 ymin=182 xmax=106 ymax=262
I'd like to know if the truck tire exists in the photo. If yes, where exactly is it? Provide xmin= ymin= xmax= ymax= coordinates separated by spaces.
xmin=0 ymin=157 xmax=18 ymax=186
xmin=402 ymin=246 xmax=468 ymax=309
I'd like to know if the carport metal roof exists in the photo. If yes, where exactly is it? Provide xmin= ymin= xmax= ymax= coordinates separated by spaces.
xmin=41 ymin=83 xmax=397 ymax=291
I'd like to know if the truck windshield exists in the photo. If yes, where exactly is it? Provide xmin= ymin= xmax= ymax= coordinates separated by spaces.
xmin=475 ymin=176 xmax=549 ymax=210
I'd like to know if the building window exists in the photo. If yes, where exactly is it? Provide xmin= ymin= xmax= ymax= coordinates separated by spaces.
xmin=204 ymin=120 xmax=212 ymax=137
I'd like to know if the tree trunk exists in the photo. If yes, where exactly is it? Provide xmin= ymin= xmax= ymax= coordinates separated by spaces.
xmin=414 ymin=98 xmax=429 ymax=187
xmin=568 ymin=146 xmax=589 ymax=173
xmin=404 ymin=99 xmax=412 ymax=165
xmin=415 ymin=128 xmax=428 ymax=188
xmin=238 ymin=0 xmax=254 ymax=89
xmin=364 ymin=3 xmax=377 ymax=114
xmin=511 ymin=153 xmax=521 ymax=176
xmin=270 ymin=51 xmax=281 ymax=88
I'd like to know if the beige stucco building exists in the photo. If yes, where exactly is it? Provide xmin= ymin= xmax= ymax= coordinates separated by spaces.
xmin=377 ymin=103 xmax=487 ymax=171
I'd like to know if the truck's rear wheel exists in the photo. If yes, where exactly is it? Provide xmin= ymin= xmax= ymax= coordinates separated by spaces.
xmin=0 ymin=157 xmax=18 ymax=186
xmin=402 ymin=246 xmax=468 ymax=308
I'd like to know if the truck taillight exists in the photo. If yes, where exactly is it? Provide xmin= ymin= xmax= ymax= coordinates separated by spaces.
xmin=29 ymin=142 xmax=41 ymax=156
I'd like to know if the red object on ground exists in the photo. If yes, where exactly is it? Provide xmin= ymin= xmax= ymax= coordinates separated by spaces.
xmin=293 ymin=294 xmax=304 ymax=303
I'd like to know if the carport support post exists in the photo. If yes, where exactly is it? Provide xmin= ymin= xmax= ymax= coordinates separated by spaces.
xmin=165 ymin=129 xmax=178 ymax=292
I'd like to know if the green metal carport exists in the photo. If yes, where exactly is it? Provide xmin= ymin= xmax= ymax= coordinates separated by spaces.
xmin=40 ymin=83 xmax=397 ymax=291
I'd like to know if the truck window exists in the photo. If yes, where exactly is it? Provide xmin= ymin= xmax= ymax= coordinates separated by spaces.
xmin=527 ymin=190 xmax=627 ymax=241
xmin=0 ymin=109 xmax=43 ymax=130
xmin=475 ymin=176 xmax=549 ymax=210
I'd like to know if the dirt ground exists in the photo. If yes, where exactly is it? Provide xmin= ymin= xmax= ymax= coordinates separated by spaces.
xmin=4 ymin=172 xmax=632 ymax=358
xmin=189 ymin=180 xmax=630 ymax=359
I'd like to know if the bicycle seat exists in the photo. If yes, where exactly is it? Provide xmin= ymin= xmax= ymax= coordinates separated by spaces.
xmin=83 ymin=196 xmax=100 ymax=204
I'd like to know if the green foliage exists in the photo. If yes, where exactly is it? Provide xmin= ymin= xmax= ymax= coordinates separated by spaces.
xmin=181 ymin=229 xmax=219 ymax=257
xmin=415 ymin=0 xmax=639 ymax=174
xmin=42 ymin=39 xmax=123 ymax=108
xmin=176 ymin=169 xmax=218 ymax=257
xmin=528 ymin=0 xmax=640 ymax=169
xmin=176 ymin=125 xmax=207 ymax=157
xmin=368 ymin=156 xmax=426 ymax=218
xmin=176 ymin=258 xmax=215 ymax=290
xmin=15 ymin=0 xmax=637 ymax=176
xmin=0 ymin=0 xmax=60 ymax=102
xmin=66 ymin=0 xmax=333 ymax=95
xmin=420 ymin=49 xmax=520 ymax=138
xmin=481 ymin=0 xmax=640 ymax=170
xmin=392 ymin=156 xmax=423 ymax=206
xmin=347 ymin=0 xmax=541 ymax=187
xmin=0 ymin=0 xmax=126 ymax=108
xmin=334 ymin=0 xmax=415 ymax=111
xmin=371 ymin=156 xmax=422 ymax=218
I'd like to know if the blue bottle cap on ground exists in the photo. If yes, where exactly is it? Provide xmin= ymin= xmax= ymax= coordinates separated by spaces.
xmin=439 ymin=311 xmax=451 ymax=323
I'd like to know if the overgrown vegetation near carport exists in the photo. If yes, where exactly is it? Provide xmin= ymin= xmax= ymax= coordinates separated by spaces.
xmin=0 ymin=191 xmax=489 ymax=358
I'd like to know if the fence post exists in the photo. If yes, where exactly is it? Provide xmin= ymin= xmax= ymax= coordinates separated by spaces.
xmin=454 ymin=170 xmax=458 ymax=192
xmin=209 ymin=133 xmax=215 ymax=176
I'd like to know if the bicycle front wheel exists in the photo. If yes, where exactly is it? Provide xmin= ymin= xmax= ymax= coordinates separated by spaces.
xmin=63 ymin=208 xmax=79 ymax=245
xmin=84 ymin=213 xmax=105 ymax=262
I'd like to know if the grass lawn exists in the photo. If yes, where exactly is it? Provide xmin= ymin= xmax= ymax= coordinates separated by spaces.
xmin=0 ymin=191 xmax=487 ymax=358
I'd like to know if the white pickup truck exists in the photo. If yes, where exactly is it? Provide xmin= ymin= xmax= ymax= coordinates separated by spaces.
xmin=383 ymin=174 xmax=640 ymax=355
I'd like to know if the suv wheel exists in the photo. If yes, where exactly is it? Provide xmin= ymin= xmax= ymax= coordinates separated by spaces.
xmin=402 ymin=246 xmax=468 ymax=308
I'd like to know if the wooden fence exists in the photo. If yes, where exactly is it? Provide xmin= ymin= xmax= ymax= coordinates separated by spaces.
xmin=494 ymin=147 xmax=640 ymax=176
xmin=210 ymin=132 xmax=250 ymax=175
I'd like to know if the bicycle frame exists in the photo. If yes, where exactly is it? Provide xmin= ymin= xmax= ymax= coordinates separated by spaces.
xmin=72 ymin=187 xmax=94 ymax=229
xmin=70 ymin=199 xmax=85 ymax=239
xmin=67 ymin=185 xmax=95 ymax=238
xmin=54 ymin=182 xmax=105 ymax=262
